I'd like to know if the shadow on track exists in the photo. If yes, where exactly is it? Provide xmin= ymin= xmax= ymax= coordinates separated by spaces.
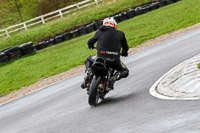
xmin=96 ymin=91 xmax=136 ymax=107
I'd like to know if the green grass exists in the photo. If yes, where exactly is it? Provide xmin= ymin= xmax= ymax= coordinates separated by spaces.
xmin=0 ymin=0 xmax=85 ymax=29
xmin=198 ymin=64 xmax=200 ymax=69
xmin=1 ymin=0 xmax=200 ymax=96
xmin=0 ymin=0 xmax=153 ymax=50
xmin=0 ymin=1 xmax=21 ymax=29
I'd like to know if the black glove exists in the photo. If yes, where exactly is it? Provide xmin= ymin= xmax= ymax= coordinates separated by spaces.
xmin=122 ymin=52 xmax=128 ymax=57
xmin=88 ymin=45 xmax=94 ymax=49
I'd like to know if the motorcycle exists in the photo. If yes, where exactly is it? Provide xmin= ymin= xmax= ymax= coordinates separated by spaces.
xmin=86 ymin=57 xmax=117 ymax=106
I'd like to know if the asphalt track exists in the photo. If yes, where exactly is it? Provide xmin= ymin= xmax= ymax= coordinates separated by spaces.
xmin=1 ymin=28 xmax=200 ymax=133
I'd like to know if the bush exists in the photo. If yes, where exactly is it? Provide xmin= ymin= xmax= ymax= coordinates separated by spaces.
xmin=35 ymin=0 xmax=83 ymax=16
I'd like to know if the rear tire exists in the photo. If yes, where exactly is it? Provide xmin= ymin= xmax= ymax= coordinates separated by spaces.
xmin=88 ymin=76 xmax=101 ymax=106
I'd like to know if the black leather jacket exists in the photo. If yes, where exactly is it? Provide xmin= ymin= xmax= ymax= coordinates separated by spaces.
xmin=88 ymin=26 xmax=129 ymax=59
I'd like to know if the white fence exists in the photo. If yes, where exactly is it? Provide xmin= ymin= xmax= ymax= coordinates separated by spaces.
xmin=0 ymin=0 xmax=102 ymax=37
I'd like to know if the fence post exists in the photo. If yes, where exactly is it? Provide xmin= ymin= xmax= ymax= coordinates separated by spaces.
xmin=41 ymin=17 xmax=45 ymax=24
xmin=5 ymin=29 xmax=10 ymax=37
xmin=95 ymin=0 xmax=98 ymax=4
xmin=77 ymin=3 xmax=80 ymax=9
xmin=0 ymin=0 xmax=101 ymax=37
xmin=59 ymin=10 xmax=63 ymax=18
xmin=24 ymin=23 xmax=28 ymax=30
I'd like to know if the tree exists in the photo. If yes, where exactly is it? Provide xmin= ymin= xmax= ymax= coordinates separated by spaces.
xmin=14 ymin=0 xmax=24 ymax=22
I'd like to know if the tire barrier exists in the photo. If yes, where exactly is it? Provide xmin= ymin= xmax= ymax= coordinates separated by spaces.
xmin=78 ymin=26 xmax=88 ymax=35
xmin=94 ymin=19 xmax=103 ymax=29
xmin=142 ymin=4 xmax=152 ymax=14
xmin=71 ymin=29 xmax=80 ymax=38
xmin=19 ymin=42 xmax=35 ymax=56
xmin=166 ymin=0 xmax=174 ymax=4
xmin=0 ymin=0 xmax=181 ymax=63
xmin=118 ymin=12 xmax=129 ymax=22
xmin=63 ymin=32 xmax=72 ymax=40
xmin=46 ymin=38 xmax=54 ymax=46
xmin=134 ymin=6 xmax=144 ymax=16
xmin=0 ymin=41 xmax=35 ymax=63
xmin=87 ymin=23 xmax=96 ymax=33
xmin=157 ymin=0 xmax=167 ymax=7
xmin=113 ymin=14 xmax=121 ymax=23
xmin=150 ymin=2 xmax=159 ymax=10
xmin=0 ymin=52 xmax=10 ymax=63
xmin=54 ymin=34 xmax=64 ymax=44
xmin=126 ymin=9 xmax=135 ymax=19
xmin=34 ymin=41 xmax=48 ymax=50
xmin=2 ymin=46 xmax=22 ymax=59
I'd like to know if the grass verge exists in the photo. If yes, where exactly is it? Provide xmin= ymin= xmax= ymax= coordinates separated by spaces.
xmin=0 ymin=0 xmax=153 ymax=50
xmin=0 ymin=0 xmax=200 ymax=96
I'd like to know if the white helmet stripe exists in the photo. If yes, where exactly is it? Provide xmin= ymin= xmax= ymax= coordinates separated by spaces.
xmin=103 ymin=17 xmax=117 ymax=29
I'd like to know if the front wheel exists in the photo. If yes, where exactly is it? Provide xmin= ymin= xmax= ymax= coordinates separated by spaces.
xmin=88 ymin=76 xmax=101 ymax=106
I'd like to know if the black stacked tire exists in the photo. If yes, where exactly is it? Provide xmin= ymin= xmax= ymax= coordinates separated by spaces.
xmin=113 ymin=14 xmax=121 ymax=23
xmin=34 ymin=41 xmax=48 ymax=50
xmin=94 ymin=19 xmax=103 ymax=30
xmin=126 ymin=9 xmax=135 ymax=19
xmin=165 ymin=0 xmax=174 ymax=4
xmin=150 ymin=2 xmax=159 ymax=10
xmin=86 ymin=23 xmax=95 ymax=33
xmin=118 ymin=12 xmax=129 ymax=22
xmin=71 ymin=29 xmax=80 ymax=38
xmin=63 ymin=32 xmax=72 ymax=41
xmin=45 ymin=39 xmax=54 ymax=47
xmin=134 ymin=6 xmax=143 ymax=16
xmin=54 ymin=34 xmax=64 ymax=44
xmin=2 ymin=46 xmax=22 ymax=59
xmin=78 ymin=26 xmax=88 ymax=35
xmin=157 ymin=0 xmax=167 ymax=7
xmin=172 ymin=0 xmax=180 ymax=2
xmin=0 ymin=52 xmax=10 ymax=63
xmin=19 ymin=42 xmax=35 ymax=55
xmin=142 ymin=4 xmax=152 ymax=14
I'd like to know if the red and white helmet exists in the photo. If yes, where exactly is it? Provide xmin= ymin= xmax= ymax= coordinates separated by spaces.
xmin=103 ymin=17 xmax=117 ymax=29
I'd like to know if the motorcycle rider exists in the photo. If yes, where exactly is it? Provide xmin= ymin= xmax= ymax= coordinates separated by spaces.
xmin=81 ymin=17 xmax=129 ymax=90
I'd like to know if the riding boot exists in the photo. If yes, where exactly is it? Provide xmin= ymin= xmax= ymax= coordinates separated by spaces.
xmin=107 ymin=72 xmax=121 ymax=91
xmin=81 ymin=69 xmax=91 ymax=89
